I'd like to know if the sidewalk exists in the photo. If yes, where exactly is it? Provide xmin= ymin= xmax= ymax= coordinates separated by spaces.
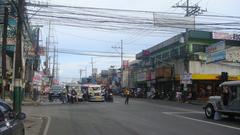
xmin=5 ymin=98 xmax=41 ymax=106
xmin=24 ymin=115 xmax=48 ymax=135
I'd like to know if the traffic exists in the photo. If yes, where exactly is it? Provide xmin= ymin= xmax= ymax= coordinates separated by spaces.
xmin=47 ymin=83 xmax=114 ymax=103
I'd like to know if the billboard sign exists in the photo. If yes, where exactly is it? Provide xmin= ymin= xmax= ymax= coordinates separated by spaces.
xmin=212 ymin=32 xmax=240 ymax=41
xmin=226 ymin=47 xmax=240 ymax=62
xmin=206 ymin=41 xmax=226 ymax=63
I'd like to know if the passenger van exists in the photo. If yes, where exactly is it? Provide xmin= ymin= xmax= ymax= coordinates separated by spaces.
xmin=66 ymin=83 xmax=83 ymax=102
xmin=81 ymin=84 xmax=104 ymax=102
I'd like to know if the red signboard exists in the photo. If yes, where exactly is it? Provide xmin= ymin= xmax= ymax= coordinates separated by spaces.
xmin=143 ymin=50 xmax=150 ymax=57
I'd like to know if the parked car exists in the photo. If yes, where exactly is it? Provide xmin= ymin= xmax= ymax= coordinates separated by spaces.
xmin=0 ymin=100 xmax=26 ymax=135
xmin=48 ymin=85 xmax=64 ymax=102
xmin=204 ymin=81 xmax=240 ymax=119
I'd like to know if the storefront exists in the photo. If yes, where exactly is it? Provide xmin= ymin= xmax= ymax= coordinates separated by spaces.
xmin=190 ymin=74 xmax=240 ymax=99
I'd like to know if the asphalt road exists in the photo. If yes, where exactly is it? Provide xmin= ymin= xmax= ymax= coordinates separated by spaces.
xmin=23 ymin=96 xmax=240 ymax=135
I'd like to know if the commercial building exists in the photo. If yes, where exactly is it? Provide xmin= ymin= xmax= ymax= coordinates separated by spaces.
xmin=132 ymin=30 xmax=240 ymax=99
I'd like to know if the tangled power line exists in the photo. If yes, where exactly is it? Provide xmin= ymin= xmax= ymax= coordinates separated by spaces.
xmin=26 ymin=2 xmax=240 ymax=34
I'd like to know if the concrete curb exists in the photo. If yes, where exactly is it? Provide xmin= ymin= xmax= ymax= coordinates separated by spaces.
xmin=5 ymin=101 xmax=41 ymax=106
xmin=25 ymin=115 xmax=49 ymax=135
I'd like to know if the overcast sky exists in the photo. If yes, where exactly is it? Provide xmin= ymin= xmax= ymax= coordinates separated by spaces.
xmin=37 ymin=0 xmax=240 ymax=82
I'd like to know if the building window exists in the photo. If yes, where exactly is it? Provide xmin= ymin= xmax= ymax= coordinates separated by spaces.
xmin=180 ymin=46 xmax=186 ymax=57
xmin=170 ymin=48 xmax=179 ymax=58
xmin=162 ymin=51 xmax=170 ymax=60
xmin=192 ymin=44 xmax=206 ymax=53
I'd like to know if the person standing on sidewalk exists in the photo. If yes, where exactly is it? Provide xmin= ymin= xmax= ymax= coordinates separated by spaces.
xmin=125 ymin=88 xmax=130 ymax=104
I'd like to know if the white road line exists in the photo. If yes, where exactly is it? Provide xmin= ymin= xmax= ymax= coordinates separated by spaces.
xmin=114 ymin=101 xmax=121 ymax=104
xmin=163 ymin=112 xmax=240 ymax=131
xmin=43 ymin=116 xmax=51 ymax=135
xmin=162 ymin=111 xmax=204 ymax=115
xmin=150 ymin=103 xmax=199 ymax=112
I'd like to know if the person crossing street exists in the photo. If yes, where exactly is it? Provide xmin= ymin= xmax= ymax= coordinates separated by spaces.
xmin=125 ymin=88 xmax=130 ymax=104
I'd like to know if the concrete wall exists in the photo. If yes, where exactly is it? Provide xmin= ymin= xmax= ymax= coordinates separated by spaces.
xmin=189 ymin=60 xmax=240 ymax=75
xmin=173 ymin=59 xmax=186 ymax=75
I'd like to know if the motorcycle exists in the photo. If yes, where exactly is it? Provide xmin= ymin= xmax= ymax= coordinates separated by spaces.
xmin=70 ymin=94 xmax=77 ymax=103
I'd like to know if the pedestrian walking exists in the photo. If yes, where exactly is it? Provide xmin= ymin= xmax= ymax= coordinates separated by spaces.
xmin=125 ymin=88 xmax=130 ymax=104
xmin=176 ymin=91 xmax=182 ymax=102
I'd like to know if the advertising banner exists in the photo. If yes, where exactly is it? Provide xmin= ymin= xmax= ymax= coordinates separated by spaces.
xmin=33 ymin=72 xmax=42 ymax=85
xmin=206 ymin=41 xmax=226 ymax=63
xmin=226 ymin=47 xmax=240 ymax=62
xmin=213 ymin=32 xmax=240 ymax=41
xmin=180 ymin=72 xmax=192 ymax=84
xmin=123 ymin=60 xmax=129 ymax=69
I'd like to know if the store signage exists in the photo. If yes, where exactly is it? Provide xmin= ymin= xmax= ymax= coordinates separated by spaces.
xmin=0 ymin=38 xmax=16 ymax=45
xmin=0 ymin=45 xmax=15 ymax=52
xmin=226 ymin=47 xmax=240 ymax=62
xmin=53 ymin=79 xmax=59 ymax=85
xmin=32 ymin=72 xmax=42 ymax=85
xmin=212 ymin=32 xmax=240 ymax=41
xmin=206 ymin=41 xmax=226 ymax=63
xmin=143 ymin=50 xmax=150 ymax=56
xmin=180 ymin=72 xmax=192 ymax=84
xmin=123 ymin=60 xmax=129 ymax=68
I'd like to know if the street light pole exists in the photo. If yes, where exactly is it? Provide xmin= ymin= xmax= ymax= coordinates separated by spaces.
xmin=120 ymin=40 xmax=123 ymax=91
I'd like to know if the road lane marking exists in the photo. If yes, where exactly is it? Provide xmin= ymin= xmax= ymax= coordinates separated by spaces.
xmin=162 ymin=111 xmax=204 ymax=115
xmin=149 ymin=103 xmax=200 ymax=112
xmin=163 ymin=112 xmax=240 ymax=131
xmin=114 ymin=101 xmax=121 ymax=104
xmin=43 ymin=116 xmax=51 ymax=135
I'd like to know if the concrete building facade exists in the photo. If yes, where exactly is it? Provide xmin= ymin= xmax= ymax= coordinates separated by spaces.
xmin=130 ymin=30 xmax=240 ymax=99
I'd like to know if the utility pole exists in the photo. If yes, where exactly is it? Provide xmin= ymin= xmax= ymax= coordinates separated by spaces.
xmin=172 ymin=0 xmax=206 ymax=72
xmin=120 ymin=40 xmax=123 ymax=91
xmin=90 ymin=58 xmax=97 ymax=77
xmin=14 ymin=0 xmax=24 ymax=113
xmin=79 ymin=69 xmax=86 ymax=83
xmin=112 ymin=41 xmax=123 ymax=90
xmin=172 ymin=0 xmax=206 ymax=17
xmin=51 ymin=45 xmax=56 ymax=86
xmin=1 ymin=7 xmax=8 ymax=100
xmin=172 ymin=0 xmax=206 ymax=93
xmin=91 ymin=57 xmax=94 ymax=77
xmin=45 ymin=21 xmax=51 ymax=82
xmin=56 ymin=46 xmax=59 ymax=80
